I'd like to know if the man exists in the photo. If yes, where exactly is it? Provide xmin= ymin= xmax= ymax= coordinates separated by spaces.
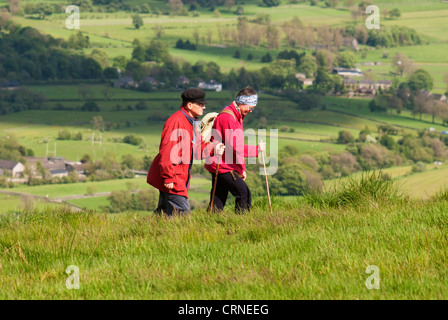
xmin=147 ymin=88 xmax=224 ymax=216
xmin=204 ymin=86 xmax=265 ymax=214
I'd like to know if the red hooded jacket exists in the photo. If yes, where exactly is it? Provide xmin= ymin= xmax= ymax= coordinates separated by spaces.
xmin=147 ymin=107 xmax=215 ymax=198
xmin=204 ymin=102 xmax=258 ymax=176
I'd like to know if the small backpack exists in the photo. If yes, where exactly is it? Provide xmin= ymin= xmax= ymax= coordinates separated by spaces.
xmin=200 ymin=109 xmax=236 ymax=143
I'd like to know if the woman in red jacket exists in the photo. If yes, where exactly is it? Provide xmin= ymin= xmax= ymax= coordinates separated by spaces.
xmin=147 ymin=88 xmax=224 ymax=216
xmin=204 ymin=86 xmax=265 ymax=214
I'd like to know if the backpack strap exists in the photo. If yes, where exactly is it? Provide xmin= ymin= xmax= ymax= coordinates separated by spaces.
xmin=219 ymin=109 xmax=237 ymax=122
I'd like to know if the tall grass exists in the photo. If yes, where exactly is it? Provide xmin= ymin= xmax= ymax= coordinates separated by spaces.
xmin=305 ymin=171 xmax=408 ymax=209
xmin=1 ymin=185 xmax=448 ymax=299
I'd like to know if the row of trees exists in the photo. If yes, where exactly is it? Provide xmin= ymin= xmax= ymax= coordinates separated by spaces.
xmin=171 ymin=15 xmax=422 ymax=52
xmin=0 ymin=136 xmax=34 ymax=163
xmin=0 ymin=88 xmax=46 ymax=115
xmin=0 ymin=25 xmax=105 ymax=82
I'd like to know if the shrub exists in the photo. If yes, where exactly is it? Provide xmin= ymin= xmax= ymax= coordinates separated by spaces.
xmin=331 ymin=152 xmax=361 ymax=176
xmin=337 ymin=130 xmax=355 ymax=144
xmin=412 ymin=161 xmax=426 ymax=173
xmin=123 ymin=135 xmax=142 ymax=146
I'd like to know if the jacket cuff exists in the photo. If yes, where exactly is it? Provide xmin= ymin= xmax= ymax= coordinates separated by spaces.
xmin=164 ymin=178 xmax=174 ymax=184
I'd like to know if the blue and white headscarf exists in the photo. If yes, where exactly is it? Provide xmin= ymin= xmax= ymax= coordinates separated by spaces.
xmin=235 ymin=95 xmax=258 ymax=107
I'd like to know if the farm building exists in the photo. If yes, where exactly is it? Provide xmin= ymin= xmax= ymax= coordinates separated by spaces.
xmin=333 ymin=67 xmax=362 ymax=77
xmin=23 ymin=157 xmax=68 ymax=178
xmin=376 ymin=80 xmax=393 ymax=90
xmin=0 ymin=160 xmax=25 ymax=178
xmin=114 ymin=77 xmax=138 ymax=89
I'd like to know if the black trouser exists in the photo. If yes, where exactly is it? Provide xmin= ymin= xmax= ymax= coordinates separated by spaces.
xmin=209 ymin=171 xmax=251 ymax=214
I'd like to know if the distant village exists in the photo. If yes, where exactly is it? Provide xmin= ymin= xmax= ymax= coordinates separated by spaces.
xmin=0 ymin=157 xmax=86 ymax=183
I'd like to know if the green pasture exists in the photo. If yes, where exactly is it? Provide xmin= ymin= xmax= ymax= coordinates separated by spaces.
xmin=9 ymin=176 xmax=210 ymax=200
xmin=398 ymin=165 xmax=448 ymax=199
xmin=0 ymin=193 xmax=62 ymax=212
xmin=66 ymin=196 xmax=111 ymax=211
xmin=11 ymin=177 xmax=147 ymax=198
xmin=382 ymin=9 xmax=448 ymax=42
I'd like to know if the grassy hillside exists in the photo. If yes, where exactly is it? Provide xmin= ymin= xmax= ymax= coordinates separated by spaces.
xmin=3 ymin=0 xmax=448 ymax=91
xmin=1 ymin=177 xmax=448 ymax=299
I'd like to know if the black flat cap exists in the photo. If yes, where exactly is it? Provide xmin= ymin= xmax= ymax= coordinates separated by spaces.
xmin=181 ymin=88 xmax=207 ymax=105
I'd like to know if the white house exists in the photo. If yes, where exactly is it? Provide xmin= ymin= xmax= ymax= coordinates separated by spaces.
xmin=0 ymin=160 xmax=25 ymax=178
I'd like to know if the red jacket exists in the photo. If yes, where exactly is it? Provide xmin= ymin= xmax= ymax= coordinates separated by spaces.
xmin=147 ymin=107 xmax=215 ymax=198
xmin=204 ymin=102 xmax=258 ymax=176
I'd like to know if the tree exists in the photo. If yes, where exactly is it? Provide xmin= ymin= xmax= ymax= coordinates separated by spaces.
xmin=412 ymin=91 xmax=432 ymax=120
xmin=316 ymin=50 xmax=334 ymax=71
xmin=337 ymin=130 xmax=355 ymax=144
xmin=392 ymin=53 xmax=414 ymax=77
xmin=153 ymin=25 xmax=164 ymax=39
xmin=343 ymin=0 xmax=356 ymax=7
xmin=408 ymin=69 xmax=433 ymax=92
xmin=225 ymin=0 xmax=235 ymax=12
xmin=337 ymin=51 xmax=357 ymax=68
xmin=141 ymin=3 xmax=151 ymax=14
xmin=274 ymin=163 xmax=308 ymax=195
xmin=168 ymin=0 xmax=183 ymax=14
xmin=297 ymin=54 xmax=317 ymax=78
xmin=428 ymin=101 xmax=448 ymax=124
xmin=82 ymin=101 xmax=100 ymax=112
xmin=261 ymin=53 xmax=272 ymax=63
xmin=102 ymin=86 xmax=114 ymax=101
xmin=7 ymin=0 xmax=21 ymax=15
xmin=389 ymin=8 xmax=401 ymax=19
xmin=103 ymin=67 xmax=119 ymax=79
xmin=112 ymin=56 xmax=128 ymax=71
xmin=78 ymin=85 xmax=93 ymax=101
xmin=90 ymin=48 xmax=109 ymax=69
xmin=91 ymin=115 xmax=105 ymax=131
xmin=313 ymin=67 xmax=332 ymax=93
xmin=325 ymin=0 xmax=339 ymax=8
xmin=266 ymin=24 xmax=280 ymax=49
xmin=444 ymin=72 xmax=448 ymax=92
xmin=132 ymin=14 xmax=143 ymax=29
xmin=261 ymin=0 xmax=280 ymax=7
xmin=146 ymin=40 xmax=171 ymax=63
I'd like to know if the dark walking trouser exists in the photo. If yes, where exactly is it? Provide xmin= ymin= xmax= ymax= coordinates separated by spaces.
xmin=154 ymin=191 xmax=190 ymax=216
xmin=209 ymin=171 xmax=251 ymax=214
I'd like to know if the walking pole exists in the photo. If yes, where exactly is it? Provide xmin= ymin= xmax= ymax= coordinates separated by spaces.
xmin=209 ymin=156 xmax=220 ymax=214
xmin=260 ymin=139 xmax=272 ymax=214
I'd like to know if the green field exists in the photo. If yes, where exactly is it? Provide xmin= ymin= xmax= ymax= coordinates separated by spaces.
xmin=5 ymin=0 xmax=448 ymax=86
xmin=1 ymin=185 xmax=448 ymax=299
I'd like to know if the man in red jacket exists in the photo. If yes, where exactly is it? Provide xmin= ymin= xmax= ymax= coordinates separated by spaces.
xmin=147 ymin=88 xmax=224 ymax=216
xmin=204 ymin=86 xmax=265 ymax=214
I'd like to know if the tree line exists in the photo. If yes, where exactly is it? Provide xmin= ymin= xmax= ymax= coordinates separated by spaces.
xmin=245 ymin=127 xmax=448 ymax=197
